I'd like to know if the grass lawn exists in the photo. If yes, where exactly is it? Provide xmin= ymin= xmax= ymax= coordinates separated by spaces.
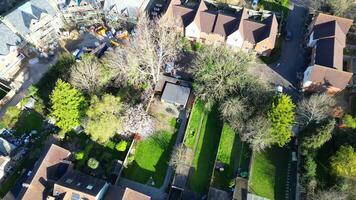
xmin=14 ymin=110 xmax=44 ymax=137
xmin=187 ymin=105 xmax=223 ymax=193
xmin=184 ymin=100 xmax=205 ymax=148
xmin=249 ymin=146 xmax=289 ymax=200
xmin=123 ymin=130 xmax=177 ymax=187
xmin=212 ymin=124 xmax=251 ymax=190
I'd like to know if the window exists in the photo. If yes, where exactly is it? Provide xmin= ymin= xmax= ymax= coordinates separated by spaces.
xmin=86 ymin=185 xmax=93 ymax=190
xmin=71 ymin=193 xmax=80 ymax=200
xmin=65 ymin=178 xmax=73 ymax=184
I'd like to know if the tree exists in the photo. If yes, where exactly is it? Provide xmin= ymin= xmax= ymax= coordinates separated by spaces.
xmin=70 ymin=54 xmax=110 ymax=94
xmin=85 ymin=94 xmax=123 ymax=144
xmin=220 ymin=97 xmax=248 ymax=131
xmin=116 ymin=140 xmax=128 ymax=152
xmin=296 ymin=93 xmax=335 ymax=127
xmin=106 ymin=15 xmax=182 ymax=88
xmin=1 ymin=106 xmax=21 ymax=128
xmin=327 ymin=0 xmax=355 ymax=18
xmin=169 ymin=144 xmax=193 ymax=173
xmin=312 ymin=188 xmax=348 ymax=200
xmin=75 ymin=151 xmax=85 ymax=160
xmin=330 ymin=145 xmax=356 ymax=179
xmin=87 ymin=157 xmax=99 ymax=169
xmin=267 ymin=94 xmax=295 ymax=147
xmin=243 ymin=115 xmax=273 ymax=152
xmin=121 ymin=104 xmax=154 ymax=138
xmin=302 ymin=119 xmax=335 ymax=150
xmin=50 ymin=79 xmax=87 ymax=133
xmin=344 ymin=115 xmax=356 ymax=129
xmin=190 ymin=45 xmax=254 ymax=106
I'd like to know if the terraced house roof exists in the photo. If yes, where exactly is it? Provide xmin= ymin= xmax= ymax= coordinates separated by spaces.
xmin=0 ymin=23 xmax=22 ymax=55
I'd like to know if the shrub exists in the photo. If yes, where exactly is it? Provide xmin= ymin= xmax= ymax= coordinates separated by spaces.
xmin=116 ymin=140 xmax=128 ymax=152
xmin=106 ymin=140 xmax=116 ymax=150
xmin=344 ymin=115 xmax=356 ymax=129
xmin=87 ymin=157 xmax=99 ymax=169
xmin=2 ymin=106 xmax=21 ymax=128
xmin=193 ymin=42 xmax=202 ymax=51
xmin=75 ymin=151 xmax=85 ymax=160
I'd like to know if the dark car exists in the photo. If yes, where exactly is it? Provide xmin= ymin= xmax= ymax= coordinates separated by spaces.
xmin=285 ymin=30 xmax=293 ymax=41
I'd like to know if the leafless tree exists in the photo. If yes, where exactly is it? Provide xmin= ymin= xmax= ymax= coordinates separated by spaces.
xmin=296 ymin=93 xmax=336 ymax=127
xmin=70 ymin=55 xmax=108 ymax=94
xmin=169 ymin=144 xmax=193 ymax=173
xmin=121 ymin=104 xmax=155 ymax=138
xmin=311 ymin=188 xmax=348 ymax=200
xmin=220 ymin=97 xmax=249 ymax=130
xmin=106 ymin=15 xmax=182 ymax=89
xmin=242 ymin=115 xmax=273 ymax=152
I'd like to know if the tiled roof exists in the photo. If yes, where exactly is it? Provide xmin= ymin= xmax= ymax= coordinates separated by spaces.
xmin=315 ymin=37 xmax=344 ymax=70
xmin=314 ymin=13 xmax=353 ymax=34
xmin=0 ymin=23 xmax=22 ymax=55
xmin=309 ymin=65 xmax=353 ymax=90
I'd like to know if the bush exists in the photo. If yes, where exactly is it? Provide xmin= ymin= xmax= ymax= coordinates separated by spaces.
xmin=2 ymin=106 xmax=21 ymax=128
xmin=87 ymin=157 xmax=99 ymax=169
xmin=106 ymin=140 xmax=116 ymax=150
xmin=193 ymin=42 xmax=202 ymax=51
xmin=344 ymin=115 xmax=356 ymax=129
xmin=116 ymin=140 xmax=128 ymax=152
xmin=75 ymin=151 xmax=85 ymax=160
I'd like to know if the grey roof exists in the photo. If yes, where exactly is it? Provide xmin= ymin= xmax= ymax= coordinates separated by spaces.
xmin=0 ymin=137 xmax=16 ymax=156
xmin=161 ymin=83 xmax=191 ymax=106
xmin=0 ymin=23 xmax=22 ymax=55
xmin=104 ymin=0 xmax=149 ymax=17
xmin=56 ymin=170 xmax=107 ymax=196
xmin=4 ymin=0 xmax=56 ymax=36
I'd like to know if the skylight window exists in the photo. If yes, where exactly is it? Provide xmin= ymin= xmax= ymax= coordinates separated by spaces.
xmin=86 ymin=185 xmax=93 ymax=190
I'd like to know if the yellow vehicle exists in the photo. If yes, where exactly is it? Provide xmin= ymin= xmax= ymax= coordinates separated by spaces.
xmin=110 ymin=40 xmax=120 ymax=47
xmin=116 ymin=30 xmax=128 ymax=39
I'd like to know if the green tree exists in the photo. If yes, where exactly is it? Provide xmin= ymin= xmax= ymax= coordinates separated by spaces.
xmin=267 ymin=94 xmax=295 ymax=147
xmin=344 ymin=115 xmax=356 ymax=129
xmin=85 ymin=94 xmax=123 ymax=144
xmin=87 ymin=157 xmax=99 ymax=169
xmin=50 ymin=79 xmax=87 ymax=133
xmin=115 ymin=140 xmax=128 ymax=152
xmin=1 ymin=106 xmax=21 ymax=128
xmin=302 ymin=119 xmax=335 ymax=150
xmin=190 ymin=45 xmax=254 ymax=107
xmin=75 ymin=151 xmax=85 ymax=160
xmin=330 ymin=145 xmax=356 ymax=179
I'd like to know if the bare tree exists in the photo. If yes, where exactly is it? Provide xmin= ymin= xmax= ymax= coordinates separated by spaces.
xmin=296 ymin=93 xmax=336 ymax=127
xmin=311 ymin=188 xmax=348 ymax=200
xmin=121 ymin=104 xmax=155 ymax=138
xmin=106 ymin=15 xmax=182 ymax=89
xmin=220 ymin=97 xmax=249 ymax=131
xmin=70 ymin=55 xmax=108 ymax=94
xmin=169 ymin=144 xmax=193 ymax=173
xmin=242 ymin=115 xmax=273 ymax=152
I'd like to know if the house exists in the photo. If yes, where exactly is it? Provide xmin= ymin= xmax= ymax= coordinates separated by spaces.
xmin=0 ymin=137 xmax=16 ymax=156
xmin=104 ymin=186 xmax=151 ymax=200
xmin=103 ymin=0 xmax=151 ymax=21
xmin=18 ymin=144 xmax=71 ymax=200
xmin=53 ymin=0 xmax=103 ymax=27
xmin=2 ymin=0 xmax=61 ymax=49
xmin=303 ymin=13 xmax=353 ymax=93
xmin=0 ymin=155 xmax=10 ymax=181
xmin=163 ymin=0 xmax=278 ymax=56
xmin=53 ymin=170 xmax=109 ymax=200
xmin=161 ymin=82 xmax=191 ymax=108
xmin=0 ymin=23 xmax=25 ymax=81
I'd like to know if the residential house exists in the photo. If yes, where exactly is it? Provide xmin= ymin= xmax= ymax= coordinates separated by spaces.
xmin=0 ymin=23 xmax=25 ymax=81
xmin=0 ymin=155 xmax=10 ymax=181
xmin=0 ymin=137 xmax=16 ymax=156
xmin=303 ymin=13 xmax=353 ymax=93
xmin=2 ymin=0 xmax=61 ymax=49
xmin=163 ymin=0 xmax=278 ymax=56
xmin=104 ymin=186 xmax=151 ymax=200
xmin=54 ymin=0 xmax=103 ymax=27
xmin=18 ymin=144 xmax=71 ymax=200
xmin=103 ymin=0 xmax=151 ymax=21
xmin=53 ymin=170 xmax=109 ymax=200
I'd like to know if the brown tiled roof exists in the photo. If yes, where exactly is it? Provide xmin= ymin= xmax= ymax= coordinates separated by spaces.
xmin=242 ymin=19 xmax=266 ymax=43
xmin=172 ymin=5 xmax=195 ymax=26
xmin=213 ymin=13 xmax=241 ymax=36
xmin=18 ymin=144 xmax=71 ymax=200
xmin=191 ymin=0 xmax=208 ymax=30
xmin=309 ymin=65 xmax=353 ymax=90
xmin=313 ymin=20 xmax=346 ymax=47
xmin=200 ymin=11 xmax=218 ymax=33
xmin=314 ymin=13 xmax=353 ymax=34
xmin=122 ymin=188 xmax=151 ymax=200
xmin=315 ymin=37 xmax=344 ymax=70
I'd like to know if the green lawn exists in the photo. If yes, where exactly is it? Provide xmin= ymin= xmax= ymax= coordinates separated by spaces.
xmin=123 ymin=131 xmax=177 ymax=187
xmin=187 ymin=106 xmax=223 ymax=193
xmin=249 ymin=147 xmax=289 ymax=200
xmin=14 ymin=110 xmax=44 ymax=136
xmin=212 ymin=124 xmax=251 ymax=190
xmin=184 ymin=100 xmax=205 ymax=148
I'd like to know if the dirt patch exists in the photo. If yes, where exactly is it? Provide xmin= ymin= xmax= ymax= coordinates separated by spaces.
xmin=148 ymin=98 xmax=179 ymax=131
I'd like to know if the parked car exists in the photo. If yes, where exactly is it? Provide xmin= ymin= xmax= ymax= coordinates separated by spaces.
xmin=285 ymin=30 xmax=293 ymax=41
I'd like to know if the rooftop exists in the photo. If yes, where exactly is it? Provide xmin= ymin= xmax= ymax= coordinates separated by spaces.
xmin=161 ymin=82 xmax=191 ymax=107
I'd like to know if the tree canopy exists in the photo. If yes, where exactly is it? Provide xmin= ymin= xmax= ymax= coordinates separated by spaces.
xmin=1 ymin=106 xmax=21 ymax=128
xmin=301 ymin=119 xmax=335 ymax=150
xmin=85 ymin=94 xmax=123 ymax=144
xmin=267 ymin=94 xmax=295 ymax=147
xmin=330 ymin=145 xmax=356 ymax=179
xmin=50 ymin=79 xmax=87 ymax=133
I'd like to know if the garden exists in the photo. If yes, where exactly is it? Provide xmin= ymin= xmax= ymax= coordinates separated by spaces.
xmin=249 ymin=146 xmax=289 ymax=200
xmin=211 ymin=124 xmax=251 ymax=191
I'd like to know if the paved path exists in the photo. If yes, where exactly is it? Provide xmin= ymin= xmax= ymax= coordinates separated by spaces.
xmin=117 ymin=109 xmax=189 ymax=200
xmin=0 ymin=55 xmax=58 ymax=117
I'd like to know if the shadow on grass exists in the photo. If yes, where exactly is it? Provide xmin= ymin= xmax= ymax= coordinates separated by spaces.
xmin=13 ymin=110 xmax=44 ymax=137
xmin=188 ymin=106 xmax=223 ymax=193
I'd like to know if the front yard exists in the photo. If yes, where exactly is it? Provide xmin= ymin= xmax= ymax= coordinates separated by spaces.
xmin=249 ymin=147 xmax=289 ymax=200
xmin=211 ymin=124 xmax=251 ymax=190
xmin=187 ymin=105 xmax=223 ymax=193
